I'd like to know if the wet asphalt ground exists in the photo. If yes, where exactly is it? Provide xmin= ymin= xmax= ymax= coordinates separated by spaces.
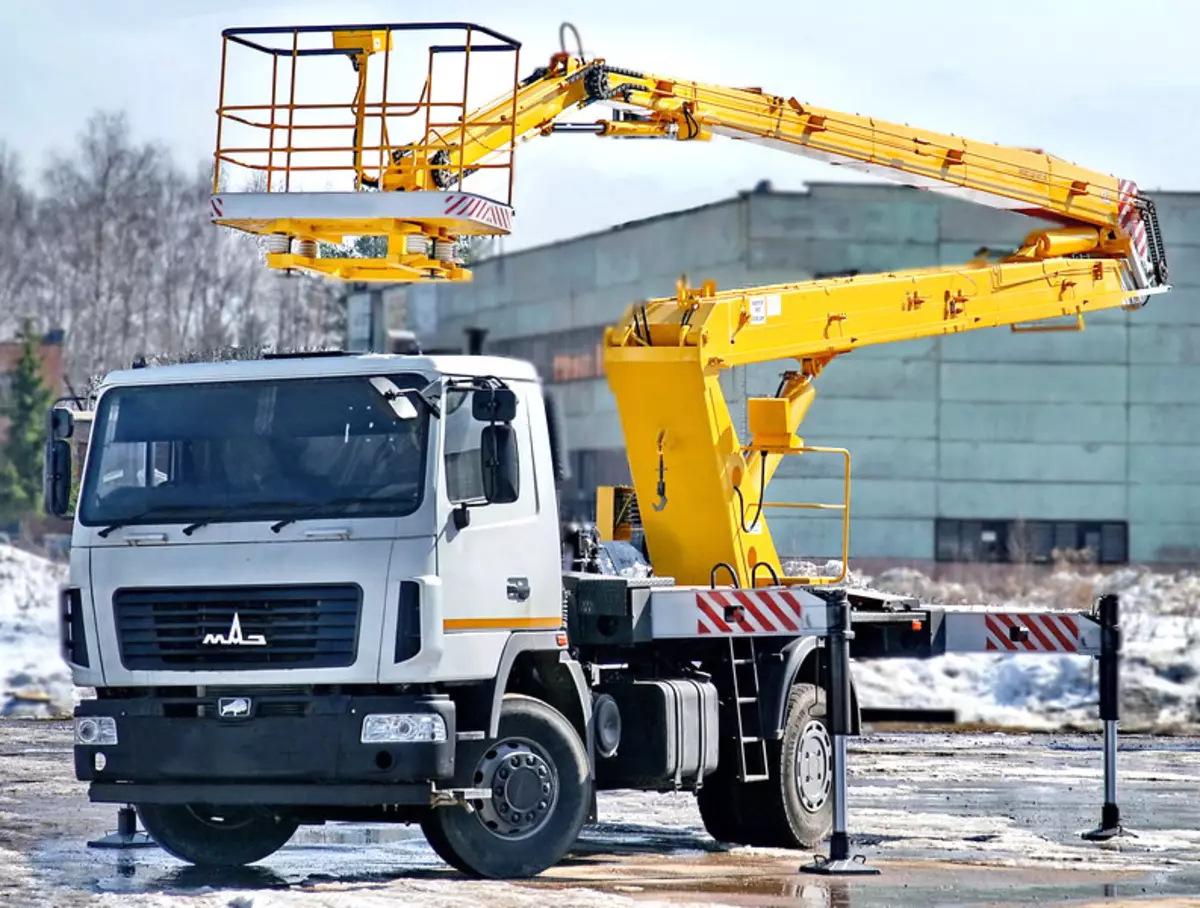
xmin=2 ymin=721 xmax=1199 ymax=907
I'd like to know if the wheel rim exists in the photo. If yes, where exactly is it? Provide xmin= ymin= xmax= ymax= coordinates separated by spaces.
xmin=795 ymin=719 xmax=832 ymax=813
xmin=471 ymin=736 xmax=559 ymax=840
xmin=184 ymin=805 xmax=269 ymax=831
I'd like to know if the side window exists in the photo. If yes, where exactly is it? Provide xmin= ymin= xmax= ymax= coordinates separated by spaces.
xmin=443 ymin=390 xmax=493 ymax=503
xmin=443 ymin=388 xmax=527 ymax=505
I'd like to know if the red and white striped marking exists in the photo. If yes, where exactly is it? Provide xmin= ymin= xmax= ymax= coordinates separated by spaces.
xmin=443 ymin=194 xmax=512 ymax=231
xmin=210 ymin=196 xmax=224 ymax=218
xmin=984 ymin=612 xmax=1079 ymax=653
xmin=1117 ymin=178 xmax=1149 ymax=262
xmin=695 ymin=589 xmax=805 ymax=635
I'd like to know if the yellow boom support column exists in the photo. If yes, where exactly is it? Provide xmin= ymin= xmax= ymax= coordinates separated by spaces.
xmin=605 ymin=255 xmax=1145 ymax=589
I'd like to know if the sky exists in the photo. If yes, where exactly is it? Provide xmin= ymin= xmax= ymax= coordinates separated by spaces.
xmin=1 ymin=0 xmax=1197 ymax=251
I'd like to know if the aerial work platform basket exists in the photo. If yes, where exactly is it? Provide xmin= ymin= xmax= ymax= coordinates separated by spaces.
xmin=210 ymin=22 xmax=523 ymax=282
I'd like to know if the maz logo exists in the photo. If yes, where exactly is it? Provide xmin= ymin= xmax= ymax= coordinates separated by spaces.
xmin=202 ymin=613 xmax=266 ymax=647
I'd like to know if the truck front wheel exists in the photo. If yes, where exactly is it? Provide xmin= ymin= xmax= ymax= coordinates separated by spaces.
xmin=136 ymin=804 xmax=298 ymax=867
xmin=421 ymin=694 xmax=591 ymax=878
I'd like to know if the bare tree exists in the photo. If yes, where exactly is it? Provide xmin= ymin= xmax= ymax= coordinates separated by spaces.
xmin=38 ymin=112 xmax=165 ymax=381
xmin=0 ymin=145 xmax=39 ymax=336
xmin=2 ymin=110 xmax=351 ymax=388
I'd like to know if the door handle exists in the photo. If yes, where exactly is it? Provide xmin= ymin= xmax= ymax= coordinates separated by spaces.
xmin=507 ymin=577 xmax=530 ymax=602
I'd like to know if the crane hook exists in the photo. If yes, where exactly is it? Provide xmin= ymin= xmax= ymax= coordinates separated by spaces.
xmin=651 ymin=430 xmax=668 ymax=512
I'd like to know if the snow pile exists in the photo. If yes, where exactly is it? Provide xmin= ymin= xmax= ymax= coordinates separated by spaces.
xmin=1 ymin=538 xmax=1198 ymax=730
xmin=852 ymin=566 xmax=1200 ymax=731
xmin=0 ymin=544 xmax=72 ymax=717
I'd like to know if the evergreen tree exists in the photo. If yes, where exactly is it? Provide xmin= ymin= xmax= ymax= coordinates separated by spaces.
xmin=0 ymin=320 xmax=54 ymax=523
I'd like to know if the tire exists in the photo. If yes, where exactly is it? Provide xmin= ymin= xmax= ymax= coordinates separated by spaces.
xmin=420 ymin=810 xmax=475 ymax=875
xmin=696 ymin=761 xmax=758 ymax=844
xmin=759 ymin=683 xmax=833 ymax=848
xmin=420 ymin=694 xmax=591 ymax=878
xmin=136 ymin=804 xmax=298 ymax=867
xmin=698 ymin=684 xmax=832 ymax=849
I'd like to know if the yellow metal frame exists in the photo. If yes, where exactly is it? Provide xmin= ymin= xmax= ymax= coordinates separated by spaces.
xmin=210 ymin=23 xmax=1166 ymax=295
xmin=213 ymin=23 xmax=521 ymax=199
xmin=741 ymin=445 xmax=852 ymax=587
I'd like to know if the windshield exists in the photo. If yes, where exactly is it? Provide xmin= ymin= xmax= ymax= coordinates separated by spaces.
xmin=78 ymin=373 xmax=431 ymax=528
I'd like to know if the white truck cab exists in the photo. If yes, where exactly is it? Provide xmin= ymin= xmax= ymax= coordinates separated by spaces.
xmin=52 ymin=353 xmax=594 ymax=877
xmin=67 ymin=354 xmax=564 ymax=691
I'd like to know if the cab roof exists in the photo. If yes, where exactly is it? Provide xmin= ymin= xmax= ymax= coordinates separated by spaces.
xmin=100 ymin=353 xmax=541 ymax=389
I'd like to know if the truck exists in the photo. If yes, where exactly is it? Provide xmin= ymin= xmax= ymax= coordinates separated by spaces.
xmin=44 ymin=20 xmax=1167 ymax=878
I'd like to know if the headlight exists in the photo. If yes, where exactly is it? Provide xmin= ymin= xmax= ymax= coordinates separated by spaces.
xmin=361 ymin=713 xmax=446 ymax=744
xmin=74 ymin=716 xmax=118 ymax=746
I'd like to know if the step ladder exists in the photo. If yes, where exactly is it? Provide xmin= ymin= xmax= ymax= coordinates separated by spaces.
xmin=728 ymin=636 xmax=770 ymax=782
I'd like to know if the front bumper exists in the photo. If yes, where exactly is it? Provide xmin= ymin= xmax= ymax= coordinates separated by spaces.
xmin=75 ymin=693 xmax=456 ymax=803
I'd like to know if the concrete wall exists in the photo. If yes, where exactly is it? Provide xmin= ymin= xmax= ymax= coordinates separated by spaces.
xmin=424 ymin=184 xmax=1200 ymax=566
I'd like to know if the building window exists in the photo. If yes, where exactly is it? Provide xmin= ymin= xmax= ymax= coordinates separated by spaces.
xmin=935 ymin=518 xmax=1128 ymax=565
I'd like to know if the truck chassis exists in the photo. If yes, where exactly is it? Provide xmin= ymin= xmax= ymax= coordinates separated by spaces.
xmin=75 ymin=574 xmax=1128 ymax=877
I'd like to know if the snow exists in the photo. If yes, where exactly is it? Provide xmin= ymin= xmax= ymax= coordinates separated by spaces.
xmin=851 ymin=565 xmax=1200 ymax=731
xmin=0 ymin=544 xmax=72 ymax=717
xmin=1 ymin=542 xmax=1198 ymax=729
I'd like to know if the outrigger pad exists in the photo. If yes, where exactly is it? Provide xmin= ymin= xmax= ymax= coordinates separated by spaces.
xmin=87 ymin=831 xmax=157 ymax=850
xmin=1082 ymin=803 xmax=1134 ymax=842
xmin=87 ymin=806 xmax=158 ymax=850
xmin=800 ymin=853 xmax=881 ymax=876
xmin=1082 ymin=824 xmax=1134 ymax=842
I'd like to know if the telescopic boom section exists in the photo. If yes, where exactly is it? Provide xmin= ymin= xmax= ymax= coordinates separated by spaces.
xmin=402 ymin=56 xmax=1168 ymax=297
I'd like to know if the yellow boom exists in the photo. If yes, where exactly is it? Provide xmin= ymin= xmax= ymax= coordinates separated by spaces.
xmin=209 ymin=22 xmax=1173 ymax=588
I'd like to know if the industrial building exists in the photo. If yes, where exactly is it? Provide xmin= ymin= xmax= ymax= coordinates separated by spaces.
xmin=413 ymin=183 xmax=1200 ymax=568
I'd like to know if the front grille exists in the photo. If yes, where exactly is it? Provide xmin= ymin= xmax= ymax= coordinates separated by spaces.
xmin=114 ymin=585 xmax=361 ymax=671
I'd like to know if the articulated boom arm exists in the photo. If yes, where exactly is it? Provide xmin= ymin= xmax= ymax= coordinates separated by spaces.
xmin=209 ymin=23 xmax=1173 ymax=591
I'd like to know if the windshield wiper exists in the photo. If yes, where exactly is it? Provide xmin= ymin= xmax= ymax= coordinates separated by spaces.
xmin=181 ymin=500 xmax=320 ymax=536
xmin=269 ymin=496 xmax=386 ymax=534
xmin=98 ymin=512 xmax=161 ymax=538
xmin=181 ymin=506 xmax=247 ymax=537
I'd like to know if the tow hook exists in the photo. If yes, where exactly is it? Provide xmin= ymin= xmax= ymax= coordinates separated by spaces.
xmin=430 ymin=787 xmax=493 ymax=811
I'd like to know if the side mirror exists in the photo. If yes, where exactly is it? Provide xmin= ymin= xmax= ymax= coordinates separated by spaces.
xmin=472 ymin=387 xmax=517 ymax=423
xmin=44 ymin=439 xmax=73 ymax=518
xmin=481 ymin=424 xmax=519 ymax=504
xmin=48 ymin=406 xmax=74 ymax=441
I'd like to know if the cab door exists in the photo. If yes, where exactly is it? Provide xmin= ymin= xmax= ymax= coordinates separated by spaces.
xmin=435 ymin=383 xmax=559 ymax=680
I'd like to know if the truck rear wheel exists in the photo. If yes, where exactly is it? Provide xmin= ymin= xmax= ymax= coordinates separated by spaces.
xmin=421 ymin=694 xmax=591 ymax=878
xmin=696 ymin=765 xmax=757 ymax=844
xmin=698 ymin=683 xmax=832 ymax=849
xmin=760 ymin=682 xmax=833 ymax=848
xmin=136 ymin=804 xmax=298 ymax=867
